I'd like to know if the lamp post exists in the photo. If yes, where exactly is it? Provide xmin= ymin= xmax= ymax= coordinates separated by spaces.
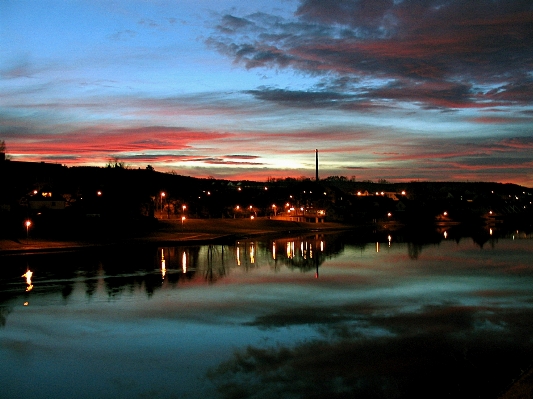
xmin=160 ymin=192 xmax=166 ymax=218
xmin=25 ymin=220 xmax=31 ymax=244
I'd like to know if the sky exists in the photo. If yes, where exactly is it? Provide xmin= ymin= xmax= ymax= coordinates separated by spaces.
xmin=1 ymin=0 xmax=532 ymax=186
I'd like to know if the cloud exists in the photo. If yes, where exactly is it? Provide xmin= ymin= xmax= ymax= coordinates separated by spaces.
xmin=4 ymin=126 xmax=232 ymax=158
xmin=207 ymin=0 xmax=533 ymax=110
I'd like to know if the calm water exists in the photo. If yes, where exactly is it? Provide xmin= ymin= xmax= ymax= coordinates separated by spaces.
xmin=1 ymin=228 xmax=533 ymax=399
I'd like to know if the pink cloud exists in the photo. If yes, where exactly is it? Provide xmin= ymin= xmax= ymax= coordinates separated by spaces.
xmin=7 ymin=126 xmax=233 ymax=156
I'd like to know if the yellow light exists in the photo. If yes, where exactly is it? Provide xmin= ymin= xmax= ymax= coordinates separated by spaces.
xmin=22 ymin=270 xmax=33 ymax=291
xmin=182 ymin=252 xmax=187 ymax=273
xmin=25 ymin=220 xmax=31 ymax=227
xmin=387 ymin=212 xmax=392 ymax=217
xmin=97 ymin=191 xmax=102 ymax=196
xmin=161 ymin=249 xmax=166 ymax=278
xmin=401 ymin=191 xmax=406 ymax=195
xmin=250 ymin=215 xmax=254 ymax=219
xmin=444 ymin=231 xmax=448 ymax=239
xmin=443 ymin=211 xmax=448 ymax=216
xmin=357 ymin=192 xmax=361 ymax=196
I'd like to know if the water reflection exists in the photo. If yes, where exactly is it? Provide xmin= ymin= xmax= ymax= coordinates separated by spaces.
xmin=160 ymin=249 xmax=166 ymax=279
xmin=0 ymin=227 xmax=532 ymax=399
xmin=0 ymin=227 xmax=531 ymax=305
xmin=22 ymin=269 xmax=33 ymax=292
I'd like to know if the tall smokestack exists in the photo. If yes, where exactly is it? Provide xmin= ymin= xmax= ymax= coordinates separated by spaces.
xmin=315 ymin=149 xmax=318 ymax=182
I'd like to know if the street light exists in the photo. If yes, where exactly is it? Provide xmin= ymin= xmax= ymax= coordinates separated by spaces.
xmin=160 ymin=192 xmax=166 ymax=218
xmin=24 ymin=220 xmax=31 ymax=243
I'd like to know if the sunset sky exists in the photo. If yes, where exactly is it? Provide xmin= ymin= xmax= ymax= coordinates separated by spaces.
xmin=1 ymin=0 xmax=532 ymax=185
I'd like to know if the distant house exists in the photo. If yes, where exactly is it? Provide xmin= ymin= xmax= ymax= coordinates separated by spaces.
xmin=28 ymin=189 xmax=66 ymax=211
xmin=273 ymin=207 xmax=326 ymax=223
xmin=355 ymin=190 xmax=406 ymax=201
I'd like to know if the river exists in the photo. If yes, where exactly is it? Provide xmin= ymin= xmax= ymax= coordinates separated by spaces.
xmin=1 ymin=227 xmax=533 ymax=398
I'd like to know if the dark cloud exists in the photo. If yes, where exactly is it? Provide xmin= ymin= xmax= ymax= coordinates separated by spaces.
xmin=0 ymin=59 xmax=39 ymax=79
xmin=245 ymin=87 xmax=360 ymax=108
xmin=208 ymin=0 xmax=533 ymax=109
xmin=225 ymin=155 xmax=260 ymax=159
xmin=196 ymin=158 xmax=265 ymax=166
xmin=109 ymin=29 xmax=137 ymax=41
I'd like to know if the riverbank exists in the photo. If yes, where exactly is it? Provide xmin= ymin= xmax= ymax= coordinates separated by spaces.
xmin=0 ymin=218 xmax=349 ymax=255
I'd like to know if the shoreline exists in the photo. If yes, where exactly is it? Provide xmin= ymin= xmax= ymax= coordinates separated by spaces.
xmin=0 ymin=218 xmax=351 ymax=256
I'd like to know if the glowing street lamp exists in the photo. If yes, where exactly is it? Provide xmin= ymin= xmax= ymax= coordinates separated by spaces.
xmin=24 ymin=220 xmax=31 ymax=243
xmin=272 ymin=204 xmax=277 ymax=216
xmin=181 ymin=216 xmax=186 ymax=225
xmin=160 ymin=192 xmax=166 ymax=218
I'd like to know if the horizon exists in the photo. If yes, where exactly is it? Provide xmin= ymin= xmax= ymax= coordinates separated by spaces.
xmin=1 ymin=1 xmax=532 ymax=186
xmin=4 ymin=156 xmax=532 ymax=189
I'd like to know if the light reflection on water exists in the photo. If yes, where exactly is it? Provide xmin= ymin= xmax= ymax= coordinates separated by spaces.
xmin=0 ymin=229 xmax=533 ymax=399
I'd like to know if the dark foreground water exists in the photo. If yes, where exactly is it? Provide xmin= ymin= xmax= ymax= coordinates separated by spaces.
xmin=1 ymin=228 xmax=533 ymax=399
